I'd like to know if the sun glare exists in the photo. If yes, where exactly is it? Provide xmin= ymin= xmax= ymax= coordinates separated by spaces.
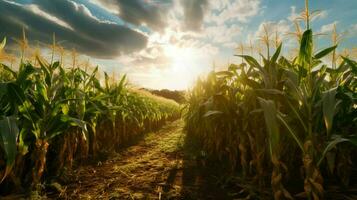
xmin=160 ymin=44 xmax=210 ymax=90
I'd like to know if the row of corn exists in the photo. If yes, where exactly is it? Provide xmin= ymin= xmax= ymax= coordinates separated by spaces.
xmin=184 ymin=1 xmax=356 ymax=199
xmin=0 ymin=36 xmax=180 ymax=193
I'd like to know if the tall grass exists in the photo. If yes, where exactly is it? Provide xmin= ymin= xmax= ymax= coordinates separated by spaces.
xmin=184 ymin=2 xmax=357 ymax=199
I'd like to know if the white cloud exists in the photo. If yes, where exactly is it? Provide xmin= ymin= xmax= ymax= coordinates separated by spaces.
xmin=137 ymin=27 xmax=218 ymax=63
xmin=111 ymin=23 xmax=221 ymax=89
xmin=27 ymin=4 xmax=74 ymax=30
xmin=288 ymin=6 xmax=299 ymax=21
xmin=209 ymin=0 xmax=230 ymax=12
xmin=206 ymin=0 xmax=262 ymax=25
xmin=254 ymin=20 xmax=291 ymax=39
xmin=203 ymin=24 xmax=242 ymax=44
xmin=320 ymin=21 xmax=338 ymax=33
xmin=316 ymin=10 xmax=328 ymax=20
xmin=344 ymin=23 xmax=357 ymax=39
xmin=70 ymin=1 xmax=107 ymax=23
xmin=89 ymin=0 xmax=260 ymax=89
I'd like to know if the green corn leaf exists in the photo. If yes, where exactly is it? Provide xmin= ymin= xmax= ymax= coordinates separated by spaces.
xmin=37 ymin=56 xmax=52 ymax=86
xmin=235 ymin=55 xmax=262 ymax=70
xmin=285 ymin=100 xmax=307 ymax=132
xmin=61 ymin=115 xmax=88 ymax=140
xmin=255 ymin=88 xmax=284 ymax=95
xmin=317 ymin=135 xmax=349 ymax=166
xmin=203 ymin=110 xmax=223 ymax=118
xmin=118 ymin=74 xmax=127 ymax=92
xmin=104 ymin=72 xmax=110 ymax=91
xmin=61 ymin=104 xmax=69 ymax=115
xmin=16 ymin=64 xmax=35 ymax=86
xmin=258 ymin=98 xmax=279 ymax=157
xmin=279 ymin=56 xmax=293 ymax=68
xmin=322 ymin=87 xmax=339 ymax=136
xmin=342 ymin=56 xmax=357 ymax=73
xmin=51 ymin=61 xmax=60 ymax=71
xmin=215 ymin=71 xmax=234 ymax=78
xmin=277 ymin=113 xmax=304 ymax=152
xmin=297 ymin=29 xmax=313 ymax=68
xmin=228 ymin=64 xmax=239 ymax=72
xmin=36 ymin=82 xmax=49 ymax=102
xmin=240 ymin=76 xmax=261 ymax=89
xmin=0 ymin=116 xmax=19 ymax=183
xmin=0 ymin=63 xmax=17 ymax=78
xmin=7 ymin=82 xmax=26 ymax=105
xmin=314 ymin=45 xmax=337 ymax=59
xmin=271 ymin=43 xmax=282 ymax=64
xmin=85 ymin=66 xmax=99 ymax=90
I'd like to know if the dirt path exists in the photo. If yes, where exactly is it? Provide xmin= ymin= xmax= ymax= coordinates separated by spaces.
xmin=50 ymin=120 xmax=234 ymax=200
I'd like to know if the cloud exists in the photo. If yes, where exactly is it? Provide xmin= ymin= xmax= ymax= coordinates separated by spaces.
xmin=320 ymin=21 xmax=338 ymax=33
xmin=204 ymin=24 xmax=242 ymax=46
xmin=90 ymin=0 xmax=174 ymax=31
xmin=27 ymin=4 xmax=74 ymax=31
xmin=317 ymin=10 xmax=328 ymax=20
xmin=254 ymin=20 xmax=291 ymax=39
xmin=0 ymin=0 xmax=148 ymax=59
xmin=288 ymin=6 xmax=299 ymax=21
xmin=207 ymin=0 xmax=262 ymax=25
xmin=92 ymin=0 xmax=210 ymax=32
xmin=119 ymin=46 xmax=172 ymax=69
xmin=209 ymin=0 xmax=230 ymax=12
xmin=181 ymin=0 xmax=209 ymax=31
xmin=117 ymin=25 xmax=219 ymax=70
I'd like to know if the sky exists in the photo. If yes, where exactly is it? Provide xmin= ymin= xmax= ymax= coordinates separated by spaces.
xmin=1 ymin=0 xmax=357 ymax=90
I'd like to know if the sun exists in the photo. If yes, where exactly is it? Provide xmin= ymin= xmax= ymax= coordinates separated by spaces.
xmin=159 ymin=44 xmax=210 ymax=90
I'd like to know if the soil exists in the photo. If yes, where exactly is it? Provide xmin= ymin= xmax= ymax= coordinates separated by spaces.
xmin=47 ymin=120 xmax=237 ymax=200
xmin=3 ymin=120 xmax=356 ymax=199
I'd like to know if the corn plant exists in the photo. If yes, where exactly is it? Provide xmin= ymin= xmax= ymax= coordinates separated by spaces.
xmin=184 ymin=1 xmax=357 ymax=199
xmin=0 ymin=35 xmax=180 ymax=192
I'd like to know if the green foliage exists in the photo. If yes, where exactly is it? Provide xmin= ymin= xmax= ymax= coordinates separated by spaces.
xmin=0 ymin=116 xmax=18 ymax=182
xmin=0 ymin=39 xmax=180 ymax=189
xmin=184 ymin=27 xmax=357 ymax=199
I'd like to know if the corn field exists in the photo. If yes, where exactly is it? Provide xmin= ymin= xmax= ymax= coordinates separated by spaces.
xmin=184 ymin=2 xmax=357 ymax=199
xmin=0 ymin=35 xmax=180 ymax=193
xmin=1 ymin=0 xmax=357 ymax=199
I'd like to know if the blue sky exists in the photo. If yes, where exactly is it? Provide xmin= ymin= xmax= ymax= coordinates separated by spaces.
xmin=1 ymin=0 xmax=357 ymax=89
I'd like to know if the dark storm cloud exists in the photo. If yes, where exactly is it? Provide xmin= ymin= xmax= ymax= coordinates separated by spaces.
xmin=94 ymin=0 xmax=173 ymax=31
xmin=0 ymin=0 xmax=148 ymax=59
xmin=95 ymin=0 xmax=208 ymax=31
xmin=181 ymin=0 xmax=208 ymax=31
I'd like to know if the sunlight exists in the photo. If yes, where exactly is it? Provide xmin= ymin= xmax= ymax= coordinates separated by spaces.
xmin=160 ymin=44 xmax=211 ymax=90
xmin=1 ymin=0 xmax=357 ymax=199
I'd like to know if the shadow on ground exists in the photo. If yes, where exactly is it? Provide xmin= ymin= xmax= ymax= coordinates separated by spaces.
xmin=160 ymin=129 xmax=239 ymax=200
